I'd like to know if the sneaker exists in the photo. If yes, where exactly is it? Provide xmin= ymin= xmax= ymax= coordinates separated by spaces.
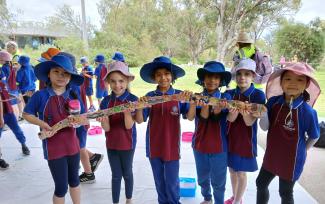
xmin=90 ymin=153 xmax=103 ymax=172
xmin=0 ymin=159 xmax=9 ymax=170
xmin=88 ymin=105 xmax=96 ymax=112
xmin=200 ymin=200 xmax=212 ymax=204
xmin=22 ymin=144 xmax=30 ymax=155
xmin=79 ymin=172 xmax=95 ymax=184
xmin=224 ymin=196 xmax=234 ymax=204
xmin=126 ymin=199 xmax=133 ymax=204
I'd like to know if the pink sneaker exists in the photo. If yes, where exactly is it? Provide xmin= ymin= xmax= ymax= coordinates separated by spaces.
xmin=224 ymin=196 xmax=234 ymax=204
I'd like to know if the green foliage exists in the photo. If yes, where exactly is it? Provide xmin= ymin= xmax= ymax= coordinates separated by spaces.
xmin=274 ymin=20 xmax=325 ymax=67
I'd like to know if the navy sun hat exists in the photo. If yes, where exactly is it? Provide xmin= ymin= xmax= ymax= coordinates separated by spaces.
xmin=35 ymin=55 xmax=84 ymax=86
xmin=94 ymin=54 xmax=105 ymax=63
xmin=197 ymin=61 xmax=231 ymax=87
xmin=140 ymin=56 xmax=185 ymax=84
xmin=112 ymin=52 xmax=125 ymax=62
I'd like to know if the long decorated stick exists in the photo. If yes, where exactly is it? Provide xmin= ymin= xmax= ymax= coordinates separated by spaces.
xmin=38 ymin=93 xmax=266 ymax=139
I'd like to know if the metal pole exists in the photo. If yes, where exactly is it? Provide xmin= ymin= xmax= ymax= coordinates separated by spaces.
xmin=81 ymin=0 xmax=88 ymax=51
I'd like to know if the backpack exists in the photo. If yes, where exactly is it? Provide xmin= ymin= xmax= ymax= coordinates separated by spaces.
xmin=253 ymin=50 xmax=273 ymax=84
xmin=314 ymin=121 xmax=325 ymax=148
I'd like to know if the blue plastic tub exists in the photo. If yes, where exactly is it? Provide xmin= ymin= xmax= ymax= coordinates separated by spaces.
xmin=179 ymin=177 xmax=196 ymax=197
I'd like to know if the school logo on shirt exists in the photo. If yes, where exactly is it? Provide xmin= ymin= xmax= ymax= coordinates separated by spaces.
xmin=283 ymin=119 xmax=295 ymax=131
xmin=170 ymin=105 xmax=179 ymax=116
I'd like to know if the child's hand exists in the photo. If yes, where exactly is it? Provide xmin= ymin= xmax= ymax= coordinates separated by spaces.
xmin=138 ymin=96 xmax=151 ymax=108
xmin=239 ymin=101 xmax=250 ymax=116
xmin=180 ymin=90 xmax=192 ymax=102
xmin=40 ymin=122 xmax=52 ymax=131
xmin=96 ymin=116 xmax=109 ymax=123
xmin=228 ymin=106 xmax=239 ymax=114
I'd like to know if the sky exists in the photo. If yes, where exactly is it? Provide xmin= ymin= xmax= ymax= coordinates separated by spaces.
xmin=6 ymin=0 xmax=325 ymax=29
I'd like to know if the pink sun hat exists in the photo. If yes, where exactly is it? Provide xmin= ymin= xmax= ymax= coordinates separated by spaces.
xmin=266 ymin=62 xmax=321 ymax=107
xmin=0 ymin=50 xmax=12 ymax=61
xmin=104 ymin=61 xmax=135 ymax=81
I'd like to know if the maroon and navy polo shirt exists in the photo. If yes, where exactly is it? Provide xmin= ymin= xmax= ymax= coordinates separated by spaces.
xmin=100 ymin=90 xmax=138 ymax=150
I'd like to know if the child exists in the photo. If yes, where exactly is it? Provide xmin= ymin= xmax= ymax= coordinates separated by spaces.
xmin=0 ymin=50 xmax=30 ymax=156
xmin=16 ymin=55 xmax=37 ymax=104
xmin=256 ymin=62 xmax=320 ymax=204
xmin=225 ymin=59 xmax=266 ymax=204
xmin=57 ymin=52 xmax=103 ymax=184
xmin=80 ymin=57 xmax=95 ymax=112
xmin=94 ymin=54 xmax=108 ymax=107
xmin=137 ymin=56 xmax=188 ymax=204
xmin=23 ymin=55 xmax=85 ymax=204
xmin=99 ymin=61 xmax=137 ymax=204
xmin=187 ymin=61 xmax=232 ymax=204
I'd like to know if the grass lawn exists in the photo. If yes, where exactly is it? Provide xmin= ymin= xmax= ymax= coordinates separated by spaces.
xmin=95 ymin=65 xmax=325 ymax=117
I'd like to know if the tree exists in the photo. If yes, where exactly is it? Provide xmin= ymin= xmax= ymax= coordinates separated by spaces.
xmin=196 ymin=0 xmax=301 ymax=62
xmin=0 ymin=0 xmax=15 ymax=43
xmin=274 ymin=19 xmax=325 ymax=67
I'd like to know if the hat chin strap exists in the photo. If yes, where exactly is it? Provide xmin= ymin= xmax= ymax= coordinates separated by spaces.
xmin=284 ymin=96 xmax=294 ymax=127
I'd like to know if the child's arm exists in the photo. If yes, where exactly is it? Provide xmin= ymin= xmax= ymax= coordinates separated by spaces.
xmin=306 ymin=138 xmax=318 ymax=150
xmin=187 ymin=102 xmax=196 ymax=121
xmin=98 ymin=116 xmax=110 ymax=132
xmin=124 ymin=111 xmax=135 ymax=129
xmin=135 ymin=96 xmax=149 ymax=124
xmin=240 ymin=109 xmax=257 ymax=126
xmin=200 ymin=103 xmax=210 ymax=119
xmin=259 ymin=112 xmax=269 ymax=131
xmin=22 ymin=113 xmax=52 ymax=131
xmin=0 ymin=95 xmax=4 ymax=128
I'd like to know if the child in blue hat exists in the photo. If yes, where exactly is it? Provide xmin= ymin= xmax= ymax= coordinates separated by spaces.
xmin=23 ymin=55 xmax=85 ymax=203
xmin=136 ymin=56 xmax=189 ymax=204
xmin=17 ymin=55 xmax=37 ymax=104
xmin=187 ymin=61 xmax=232 ymax=204
xmin=80 ymin=57 xmax=95 ymax=112
xmin=94 ymin=54 xmax=108 ymax=107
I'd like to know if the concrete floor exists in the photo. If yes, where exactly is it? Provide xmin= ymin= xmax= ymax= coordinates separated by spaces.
xmin=0 ymin=119 xmax=318 ymax=204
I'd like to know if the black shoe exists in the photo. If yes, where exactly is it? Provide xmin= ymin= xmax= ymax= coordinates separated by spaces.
xmin=79 ymin=172 xmax=95 ymax=184
xmin=0 ymin=159 xmax=9 ymax=170
xmin=89 ymin=153 xmax=103 ymax=172
xmin=22 ymin=144 xmax=30 ymax=155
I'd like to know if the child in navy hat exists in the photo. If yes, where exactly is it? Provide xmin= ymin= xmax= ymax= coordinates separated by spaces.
xmin=187 ymin=61 xmax=232 ymax=204
xmin=225 ymin=58 xmax=266 ymax=204
xmin=23 ymin=55 xmax=85 ymax=203
xmin=17 ymin=55 xmax=37 ymax=104
xmin=136 ymin=56 xmax=189 ymax=204
xmin=80 ymin=57 xmax=95 ymax=112
xmin=94 ymin=54 xmax=108 ymax=107
xmin=57 ymin=52 xmax=104 ymax=184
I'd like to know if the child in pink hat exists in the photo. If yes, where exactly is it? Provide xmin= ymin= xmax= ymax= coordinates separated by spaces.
xmin=256 ymin=62 xmax=321 ymax=204
xmin=98 ymin=61 xmax=137 ymax=204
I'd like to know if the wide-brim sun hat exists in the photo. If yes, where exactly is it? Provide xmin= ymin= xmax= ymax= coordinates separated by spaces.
xmin=266 ymin=62 xmax=321 ymax=107
xmin=0 ymin=50 xmax=12 ymax=61
xmin=94 ymin=54 xmax=105 ymax=63
xmin=140 ymin=56 xmax=185 ymax=84
xmin=231 ymin=58 xmax=257 ymax=80
xmin=197 ymin=61 xmax=231 ymax=87
xmin=35 ymin=55 xmax=84 ymax=86
xmin=237 ymin=32 xmax=254 ymax=44
xmin=112 ymin=52 xmax=125 ymax=62
xmin=104 ymin=61 xmax=134 ymax=81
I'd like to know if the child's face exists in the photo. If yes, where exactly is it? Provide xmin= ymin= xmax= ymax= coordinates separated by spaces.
xmin=281 ymin=71 xmax=308 ymax=98
xmin=107 ymin=72 xmax=129 ymax=97
xmin=48 ymin=67 xmax=71 ymax=88
xmin=236 ymin=70 xmax=254 ymax=89
xmin=7 ymin=45 xmax=16 ymax=55
xmin=153 ymin=68 xmax=172 ymax=90
xmin=203 ymin=73 xmax=221 ymax=92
